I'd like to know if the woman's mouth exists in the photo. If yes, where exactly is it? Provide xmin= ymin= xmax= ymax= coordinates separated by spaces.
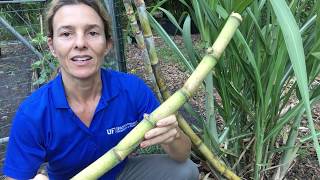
xmin=71 ymin=55 xmax=93 ymax=62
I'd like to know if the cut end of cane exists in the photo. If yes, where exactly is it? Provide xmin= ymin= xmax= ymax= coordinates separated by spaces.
xmin=230 ymin=12 xmax=242 ymax=23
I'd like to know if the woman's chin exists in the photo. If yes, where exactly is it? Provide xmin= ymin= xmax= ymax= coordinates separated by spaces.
xmin=64 ymin=69 xmax=100 ymax=80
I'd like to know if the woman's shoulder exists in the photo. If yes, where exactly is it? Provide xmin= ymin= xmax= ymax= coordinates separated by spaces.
xmin=102 ymin=68 xmax=146 ymax=88
xmin=18 ymin=78 xmax=57 ymax=116
xmin=103 ymin=68 xmax=141 ymax=80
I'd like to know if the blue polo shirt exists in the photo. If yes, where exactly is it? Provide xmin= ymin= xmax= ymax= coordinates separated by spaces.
xmin=3 ymin=68 xmax=160 ymax=179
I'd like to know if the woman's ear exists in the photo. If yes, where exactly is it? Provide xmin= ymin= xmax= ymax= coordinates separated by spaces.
xmin=47 ymin=37 xmax=57 ymax=57
xmin=105 ymin=39 xmax=113 ymax=55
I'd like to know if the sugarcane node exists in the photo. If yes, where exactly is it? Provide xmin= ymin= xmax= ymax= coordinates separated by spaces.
xmin=230 ymin=12 xmax=243 ymax=23
xmin=195 ymin=140 xmax=203 ymax=149
xmin=179 ymin=87 xmax=191 ymax=101
xmin=151 ymin=61 xmax=157 ymax=66
xmin=136 ymin=43 xmax=143 ymax=49
xmin=206 ymin=47 xmax=213 ymax=54
xmin=137 ymin=44 xmax=145 ymax=49
xmin=131 ymin=22 xmax=138 ymax=27
xmin=135 ymin=30 xmax=141 ymax=35
xmin=143 ymin=113 xmax=156 ymax=127
xmin=127 ymin=10 xmax=134 ymax=16
xmin=130 ymin=18 xmax=136 ymax=23
xmin=134 ymin=0 xmax=144 ymax=7
xmin=112 ymin=148 xmax=123 ymax=162
xmin=143 ymin=34 xmax=152 ymax=38
xmin=123 ymin=0 xmax=131 ymax=4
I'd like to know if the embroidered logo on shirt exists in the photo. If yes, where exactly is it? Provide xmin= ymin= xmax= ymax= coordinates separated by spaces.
xmin=106 ymin=121 xmax=138 ymax=135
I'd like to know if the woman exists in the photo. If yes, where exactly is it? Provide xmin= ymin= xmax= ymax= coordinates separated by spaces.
xmin=3 ymin=0 xmax=199 ymax=179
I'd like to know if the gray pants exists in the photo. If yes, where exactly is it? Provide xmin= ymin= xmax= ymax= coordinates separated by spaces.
xmin=117 ymin=154 xmax=199 ymax=180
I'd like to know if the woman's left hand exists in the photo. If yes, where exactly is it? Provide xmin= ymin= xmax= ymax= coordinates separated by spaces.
xmin=140 ymin=114 xmax=180 ymax=148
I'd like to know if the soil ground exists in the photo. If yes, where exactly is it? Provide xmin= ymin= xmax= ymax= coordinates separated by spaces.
xmin=0 ymin=42 xmax=34 ymax=176
xmin=0 ymin=35 xmax=319 ymax=179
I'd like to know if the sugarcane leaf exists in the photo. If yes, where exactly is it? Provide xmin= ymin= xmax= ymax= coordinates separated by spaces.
xmin=178 ymin=0 xmax=190 ymax=9
xmin=147 ymin=12 xmax=194 ymax=72
xmin=301 ymin=131 xmax=320 ymax=143
xmin=311 ymin=84 xmax=320 ymax=99
xmin=246 ymin=8 xmax=269 ymax=54
xmin=157 ymin=7 xmax=183 ymax=32
xmin=315 ymin=3 xmax=320 ymax=40
xmin=177 ymin=11 xmax=189 ymax=30
xmin=202 ymin=118 xmax=223 ymax=155
xmin=265 ymin=40 xmax=288 ymax=110
xmin=311 ymin=52 xmax=320 ymax=60
xmin=264 ymin=102 xmax=304 ymax=142
xmin=270 ymin=0 xmax=320 ymax=164
xmin=183 ymin=103 xmax=204 ymax=125
xmin=216 ymin=5 xmax=228 ymax=19
xmin=198 ymin=0 xmax=218 ymax=29
xmin=149 ymin=0 xmax=169 ymax=14
xmin=177 ymin=0 xmax=198 ymax=25
xmin=226 ymin=82 xmax=253 ymax=117
xmin=205 ymin=75 xmax=218 ymax=141
xmin=234 ymin=0 xmax=254 ymax=13
xmin=182 ymin=15 xmax=198 ymax=68
xmin=191 ymin=0 xmax=205 ymax=36
xmin=216 ymin=6 xmax=263 ymax=101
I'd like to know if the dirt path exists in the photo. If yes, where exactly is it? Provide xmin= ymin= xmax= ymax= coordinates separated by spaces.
xmin=0 ymin=43 xmax=34 ymax=174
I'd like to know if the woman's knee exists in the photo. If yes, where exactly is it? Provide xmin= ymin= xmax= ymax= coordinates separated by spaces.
xmin=174 ymin=159 xmax=199 ymax=180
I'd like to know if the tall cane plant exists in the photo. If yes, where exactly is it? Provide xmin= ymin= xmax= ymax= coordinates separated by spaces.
xmin=127 ymin=0 xmax=240 ymax=179
xmin=150 ymin=0 xmax=320 ymax=179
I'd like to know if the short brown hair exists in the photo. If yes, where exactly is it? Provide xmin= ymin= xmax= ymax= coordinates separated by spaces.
xmin=46 ymin=0 xmax=111 ymax=40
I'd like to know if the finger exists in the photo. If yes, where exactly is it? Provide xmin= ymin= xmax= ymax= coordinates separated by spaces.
xmin=145 ymin=126 xmax=171 ymax=139
xmin=162 ymin=128 xmax=180 ymax=144
xmin=141 ymin=128 xmax=178 ymax=148
xmin=156 ymin=115 xmax=178 ymax=127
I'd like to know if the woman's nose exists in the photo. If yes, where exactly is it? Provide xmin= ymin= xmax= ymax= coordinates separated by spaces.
xmin=74 ymin=34 xmax=87 ymax=50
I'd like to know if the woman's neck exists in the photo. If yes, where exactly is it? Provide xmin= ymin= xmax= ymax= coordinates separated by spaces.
xmin=62 ymin=72 xmax=102 ymax=104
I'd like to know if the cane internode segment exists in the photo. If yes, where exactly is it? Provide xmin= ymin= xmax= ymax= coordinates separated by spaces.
xmin=184 ymin=55 xmax=217 ymax=94
xmin=211 ymin=12 xmax=242 ymax=59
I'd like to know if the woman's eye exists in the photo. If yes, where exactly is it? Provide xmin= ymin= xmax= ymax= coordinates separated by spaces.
xmin=62 ymin=32 xmax=70 ymax=37
xmin=89 ymin=31 xmax=98 ymax=36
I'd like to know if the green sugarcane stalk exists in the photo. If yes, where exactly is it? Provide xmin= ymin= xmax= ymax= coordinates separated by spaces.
xmin=122 ymin=0 xmax=163 ymax=101
xmin=72 ymin=12 xmax=242 ymax=180
xmin=131 ymin=1 xmax=240 ymax=179
xmin=132 ymin=0 xmax=173 ymax=99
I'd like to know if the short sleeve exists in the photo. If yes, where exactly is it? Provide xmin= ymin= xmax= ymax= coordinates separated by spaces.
xmin=134 ymin=78 xmax=160 ymax=122
xmin=3 ymin=109 xmax=46 ymax=179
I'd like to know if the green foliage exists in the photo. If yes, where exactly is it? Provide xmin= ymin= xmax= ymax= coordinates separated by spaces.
xmin=0 ymin=2 xmax=45 ymax=40
xmin=136 ymin=145 xmax=165 ymax=155
xmin=30 ymin=33 xmax=58 ymax=86
xmin=149 ymin=0 xmax=320 ymax=179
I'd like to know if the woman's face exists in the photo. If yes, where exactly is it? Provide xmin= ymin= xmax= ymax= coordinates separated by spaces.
xmin=48 ymin=4 xmax=111 ymax=80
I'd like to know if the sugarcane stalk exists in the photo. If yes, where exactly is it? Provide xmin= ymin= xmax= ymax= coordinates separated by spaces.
xmin=72 ymin=12 xmax=242 ymax=180
xmin=132 ymin=0 xmax=240 ymax=179
xmin=132 ymin=0 xmax=171 ymax=99
xmin=122 ymin=0 xmax=162 ymax=101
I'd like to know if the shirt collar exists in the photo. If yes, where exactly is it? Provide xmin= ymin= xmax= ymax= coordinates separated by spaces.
xmin=51 ymin=68 xmax=121 ymax=109
xmin=100 ymin=68 xmax=121 ymax=104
